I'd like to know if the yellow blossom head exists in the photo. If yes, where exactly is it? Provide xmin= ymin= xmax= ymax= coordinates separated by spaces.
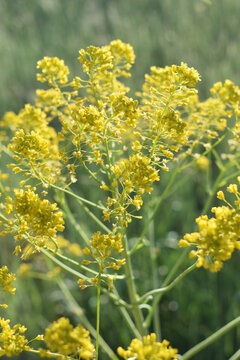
xmin=117 ymin=333 xmax=178 ymax=359
xmin=42 ymin=317 xmax=94 ymax=359
xmin=37 ymin=56 xmax=69 ymax=86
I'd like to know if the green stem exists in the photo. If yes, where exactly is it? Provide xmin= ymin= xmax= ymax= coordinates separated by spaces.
xmin=130 ymin=162 xmax=182 ymax=255
xmin=130 ymin=131 xmax=230 ymax=256
xmin=40 ymin=248 xmax=89 ymax=282
xmin=229 ymin=349 xmax=240 ymax=360
xmin=144 ymin=249 xmax=189 ymax=327
xmin=76 ymin=198 xmax=111 ymax=234
xmin=112 ymin=287 xmax=142 ymax=338
xmin=80 ymin=160 xmax=102 ymax=185
xmin=148 ymin=210 xmax=161 ymax=339
xmin=57 ymin=279 xmax=118 ymax=360
xmin=52 ymin=250 xmax=124 ymax=279
xmin=182 ymin=316 xmax=240 ymax=360
xmin=29 ymin=348 xmax=74 ymax=359
xmin=60 ymin=195 xmax=90 ymax=246
xmin=0 ymin=212 xmax=8 ymax=222
xmin=49 ymin=183 xmax=105 ymax=210
xmin=123 ymin=235 xmax=147 ymax=337
xmin=201 ymin=167 xmax=226 ymax=215
xmin=139 ymin=263 xmax=196 ymax=304
xmin=95 ymin=269 xmax=102 ymax=360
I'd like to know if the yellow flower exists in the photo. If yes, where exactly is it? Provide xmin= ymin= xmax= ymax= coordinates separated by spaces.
xmin=196 ymin=156 xmax=210 ymax=172
xmin=180 ymin=205 xmax=240 ymax=272
xmin=0 ymin=317 xmax=29 ymax=357
xmin=211 ymin=80 xmax=240 ymax=103
xmin=109 ymin=39 xmax=135 ymax=77
xmin=227 ymin=183 xmax=238 ymax=194
xmin=78 ymin=45 xmax=113 ymax=75
xmin=2 ymin=187 xmax=64 ymax=249
xmin=36 ymin=88 xmax=65 ymax=113
xmin=0 ymin=266 xmax=16 ymax=294
xmin=37 ymin=57 xmax=69 ymax=86
xmin=112 ymin=154 xmax=160 ymax=194
xmin=217 ymin=191 xmax=225 ymax=200
xmin=8 ymin=129 xmax=50 ymax=163
xmin=83 ymin=231 xmax=124 ymax=273
xmin=42 ymin=317 xmax=94 ymax=359
xmin=117 ymin=333 xmax=178 ymax=359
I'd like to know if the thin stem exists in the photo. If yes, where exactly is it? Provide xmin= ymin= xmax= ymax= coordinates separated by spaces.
xmin=40 ymin=248 xmax=89 ymax=282
xmin=50 ymin=183 xmax=105 ymax=210
xmin=95 ymin=269 xmax=102 ymax=360
xmin=76 ymin=198 xmax=111 ymax=234
xmin=29 ymin=348 xmax=74 ymax=359
xmin=80 ymin=159 xmax=102 ymax=185
xmin=201 ymin=167 xmax=226 ymax=215
xmin=60 ymin=195 xmax=90 ymax=246
xmin=130 ymin=162 xmax=182 ymax=255
xmin=229 ymin=349 xmax=240 ymax=360
xmin=148 ymin=210 xmax=161 ymax=339
xmin=139 ymin=263 xmax=196 ymax=304
xmin=180 ymin=131 xmax=229 ymax=172
xmin=0 ymin=212 xmax=8 ymax=222
xmin=130 ymin=131 xmax=230 ymax=256
xmin=123 ymin=235 xmax=147 ymax=337
xmin=57 ymin=279 xmax=118 ymax=360
xmin=53 ymin=250 xmax=124 ymax=279
xmin=182 ymin=316 xmax=240 ymax=360
xmin=144 ymin=249 xmax=189 ymax=327
xmin=112 ymin=287 xmax=142 ymax=338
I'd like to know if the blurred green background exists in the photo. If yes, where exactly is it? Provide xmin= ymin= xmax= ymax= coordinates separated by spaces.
xmin=0 ymin=0 xmax=240 ymax=359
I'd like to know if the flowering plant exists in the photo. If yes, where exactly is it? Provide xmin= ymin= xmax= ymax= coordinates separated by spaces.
xmin=0 ymin=40 xmax=239 ymax=359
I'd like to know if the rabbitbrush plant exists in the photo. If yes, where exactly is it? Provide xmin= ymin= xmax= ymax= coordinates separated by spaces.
xmin=0 ymin=40 xmax=239 ymax=359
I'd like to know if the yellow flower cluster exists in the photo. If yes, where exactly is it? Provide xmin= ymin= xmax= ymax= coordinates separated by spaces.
xmin=37 ymin=57 xmax=69 ymax=86
xmin=42 ymin=317 xmax=94 ymax=359
xmin=179 ymin=182 xmax=240 ymax=271
xmin=102 ymin=154 xmax=160 ymax=226
xmin=187 ymin=95 xmax=231 ymax=144
xmin=210 ymin=80 xmax=240 ymax=155
xmin=83 ymin=231 xmax=124 ymax=272
xmin=79 ymin=45 xmax=113 ymax=76
xmin=137 ymin=63 xmax=200 ymax=164
xmin=8 ymin=129 xmax=49 ymax=163
xmin=15 ymin=104 xmax=48 ymax=131
xmin=3 ymin=186 xmax=64 ymax=249
xmin=70 ymin=104 xmax=104 ymax=146
xmin=109 ymin=39 xmax=135 ymax=78
xmin=117 ymin=333 xmax=178 ymax=360
xmin=78 ymin=40 xmax=134 ymax=103
xmin=111 ymin=93 xmax=140 ymax=130
xmin=8 ymin=128 xmax=61 ymax=184
xmin=0 ymin=266 xmax=16 ymax=295
xmin=155 ymin=108 xmax=187 ymax=144
xmin=141 ymin=62 xmax=199 ymax=109
xmin=211 ymin=80 xmax=240 ymax=104
xmin=112 ymin=154 xmax=160 ymax=194
xmin=36 ymin=88 xmax=65 ymax=114
xmin=1 ymin=104 xmax=48 ymax=135
xmin=0 ymin=318 xmax=29 ymax=357
xmin=1 ymin=103 xmax=62 ymax=184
